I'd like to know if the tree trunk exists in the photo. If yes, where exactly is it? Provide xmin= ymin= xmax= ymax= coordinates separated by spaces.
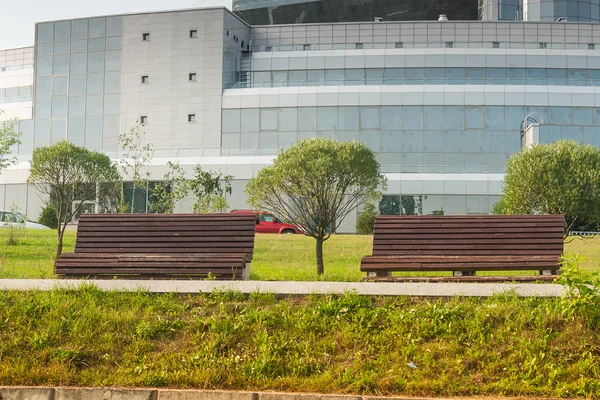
xmin=316 ymin=238 xmax=324 ymax=275
xmin=56 ymin=229 xmax=63 ymax=258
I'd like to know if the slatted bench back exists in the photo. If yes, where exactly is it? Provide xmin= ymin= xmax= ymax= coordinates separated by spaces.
xmin=74 ymin=213 xmax=257 ymax=260
xmin=372 ymin=214 xmax=564 ymax=258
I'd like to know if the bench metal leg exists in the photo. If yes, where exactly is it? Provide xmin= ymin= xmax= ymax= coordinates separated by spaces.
xmin=243 ymin=263 xmax=251 ymax=281
xmin=368 ymin=271 xmax=392 ymax=278
xmin=453 ymin=271 xmax=476 ymax=277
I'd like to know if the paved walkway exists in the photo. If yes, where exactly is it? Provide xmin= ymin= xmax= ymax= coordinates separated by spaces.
xmin=0 ymin=279 xmax=566 ymax=297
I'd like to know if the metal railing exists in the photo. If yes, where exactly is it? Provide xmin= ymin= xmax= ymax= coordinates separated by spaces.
xmin=0 ymin=64 xmax=34 ymax=72
xmin=0 ymin=96 xmax=32 ymax=104
xmin=229 ymin=78 xmax=600 ymax=89
xmin=381 ymin=165 xmax=505 ymax=174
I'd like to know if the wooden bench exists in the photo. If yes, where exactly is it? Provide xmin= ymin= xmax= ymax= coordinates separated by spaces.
xmin=55 ymin=213 xmax=257 ymax=280
xmin=360 ymin=214 xmax=565 ymax=282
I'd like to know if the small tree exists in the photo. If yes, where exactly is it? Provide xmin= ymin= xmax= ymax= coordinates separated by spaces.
xmin=119 ymin=123 xmax=153 ymax=213
xmin=356 ymin=202 xmax=377 ymax=235
xmin=190 ymin=167 xmax=232 ymax=213
xmin=38 ymin=204 xmax=59 ymax=229
xmin=27 ymin=142 xmax=120 ymax=257
xmin=495 ymin=140 xmax=600 ymax=235
xmin=150 ymin=161 xmax=190 ymax=213
xmin=246 ymin=138 xmax=387 ymax=275
xmin=0 ymin=116 xmax=20 ymax=175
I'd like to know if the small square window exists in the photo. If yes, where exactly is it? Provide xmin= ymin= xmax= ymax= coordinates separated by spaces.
xmin=539 ymin=42 xmax=547 ymax=49
xmin=141 ymin=75 xmax=149 ymax=84
xmin=265 ymin=46 xmax=272 ymax=52
xmin=188 ymin=113 xmax=196 ymax=123
xmin=492 ymin=41 xmax=500 ymax=48
xmin=140 ymin=116 xmax=147 ymax=125
xmin=445 ymin=41 xmax=453 ymax=48
xmin=142 ymin=33 xmax=150 ymax=41
xmin=190 ymin=29 xmax=198 ymax=38
xmin=226 ymin=31 xmax=229 ymax=36
xmin=189 ymin=72 xmax=197 ymax=82
xmin=589 ymin=43 xmax=595 ymax=50
xmin=355 ymin=43 xmax=363 ymax=49
xmin=395 ymin=42 xmax=403 ymax=48
xmin=303 ymin=44 xmax=311 ymax=50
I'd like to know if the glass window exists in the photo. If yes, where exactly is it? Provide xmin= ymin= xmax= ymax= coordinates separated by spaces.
xmin=466 ymin=107 xmax=484 ymax=129
xmin=104 ymin=71 xmax=121 ymax=94
xmin=573 ymin=108 xmax=593 ymax=125
xmin=406 ymin=68 xmax=425 ymax=83
xmin=69 ymin=74 xmax=86 ymax=96
xmin=106 ymin=37 xmax=122 ymax=50
xmin=53 ymin=76 xmax=68 ymax=96
xmin=325 ymin=69 xmax=344 ymax=85
xmin=424 ymin=106 xmax=443 ymax=130
xmin=298 ymin=107 xmax=317 ymax=131
xmin=505 ymin=106 xmax=525 ymax=130
xmin=381 ymin=131 xmax=402 ymax=152
xmin=395 ymin=42 xmax=403 ymax=49
xmin=105 ymin=51 xmax=122 ymax=71
xmin=54 ymin=21 xmax=70 ymax=41
xmin=444 ymin=106 xmax=464 ymax=130
xmin=51 ymin=119 xmax=67 ymax=138
xmin=443 ymin=131 xmax=464 ymax=152
xmin=484 ymin=131 xmax=505 ymax=153
xmin=18 ymin=120 xmax=34 ymax=142
xmin=37 ymin=23 xmax=53 ymax=43
xmin=53 ymin=41 xmax=70 ymax=54
xmin=35 ymin=77 xmax=52 ymax=98
xmin=87 ymin=52 xmax=105 ymax=72
xmin=548 ymin=107 xmax=571 ymax=124
xmin=423 ymin=131 xmax=443 ymax=152
xmin=318 ymin=107 xmax=338 ymax=131
xmin=86 ymin=95 xmax=103 ymax=116
xmin=485 ymin=107 xmax=505 ymax=130
xmin=241 ymin=109 xmax=259 ymax=132
xmin=71 ymin=19 xmax=88 ymax=40
xmin=222 ymin=109 xmax=241 ymax=133
xmin=106 ymin=16 xmax=123 ymax=37
xmin=466 ymin=68 xmax=485 ymax=84
xmin=260 ymin=109 xmax=278 ymax=131
xmin=35 ymin=98 xmax=51 ymax=118
xmin=37 ymin=43 xmax=53 ymax=56
xmin=142 ymin=33 xmax=150 ymax=41
xmin=190 ymin=29 xmax=198 ymax=39
xmin=260 ymin=131 xmax=278 ymax=147
xmin=272 ymin=71 xmax=287 ymax=86
xmin=34 ymin=119 xmax=50 ymax=140
xmin=307 ymin=70 xmax=324 ymax=85
xmin=379 ymin=195 xmax=401 ymax=215
xmin=104 ymin=93 xmax=120 ymax=115
xmin=401 ymin=130 xmax=423 ymax=152
xmin=103 ymin=115 xmax=120 ymax=137
xmin=366 ymin=69 xmax=384 ymax=85
xmin=492 ymin=41 xmax=500 ymax=48
xmin=339 ymin=107 xmax=359 ymax=130
xmin=562 ymin=125 xmax=583 ymax=141
xmin=69 ymin=96 xmax=86 ymax=117
xmin=87 ymin=73 xmax=104 ymax=95
xmin=5 ymin=87 xmax=17 ymax=98
xmin=70 ymin=52 xmax=87 ymax=74
xmin=279 ymin=108 xmax=298 ymax=131
xmin=85 ymin=116 xmax=102 ymax=138
xmin=89 ymin=18 xmax=106 ymax=38
xmin=446 ymin=68 xmax=465 ymax=84
xmin=70 ymin=39 xmax=87 ymax=53
xmin=36 ymin=56 xmax=52 ymax=76
xmin=52 ymin=97 xmax=68 ymax=118
xmin=52 ymin=54 xmax=69 ymax=75
xmin=360 ymin=108 xmax=379 ymax=129
xmin=381 ymin=106 xmax=401 ymax=130
xmin=464 ymin=131 xmax=484 ymax=152
xmin=88 ymin=37 xmax=105 ymax=51
xmin=345 ymin=69 xmax=364 ymax=84
xmin=289 ymin=70 xmax=306 ymax=85
xmin=402 ymin=106 xmax=423 ymax=130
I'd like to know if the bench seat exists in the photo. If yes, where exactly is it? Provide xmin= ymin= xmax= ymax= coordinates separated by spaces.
xmin=361 ymin=215 xmax=565 ymax=282
xmin=55 ymin=213 xmax=257 ymax=280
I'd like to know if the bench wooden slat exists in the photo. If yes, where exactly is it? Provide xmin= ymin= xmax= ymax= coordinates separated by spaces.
xmin=362 ymin=275 xmax=559 ymax=283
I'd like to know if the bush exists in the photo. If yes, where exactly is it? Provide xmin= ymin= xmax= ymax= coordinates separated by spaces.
xmin=356 ymin=203 xmax=377 ymax=235
xmin=38 ymin=205 xmax=58 ymax=230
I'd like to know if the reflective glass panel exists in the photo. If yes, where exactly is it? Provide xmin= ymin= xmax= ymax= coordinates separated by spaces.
xmin=52 ymin=97 xmax=68 ymax=118
xmin=317 ymin=107 xmax=337 ymax=130
xmin=89 ymin=18 xmax=105 ymax=38
xmin=444 ymin=106 xmax=464 ymax=130
xmin=87 ymin=73 xmax=104 ymax=95
xmin=86 ymin=95 xmax=103 ymax=115
xmin=240 ymin=109 xmax=259 ymax=132
xmin=222 ymin=109 xmax=241 ymax=132
xmin=37 ymin=23 xmax=53 ymax=43
xmin=424 ymin=106 xmax=443 ymax=130
xmin=70 ymin=52 xmax=87 ymax=74
xmin=279 ymin=108 xmax=298 ymax=131
xmin=71 ymin=19 xmax=88 ymax=40
xmin=87 ymin=52 xmax=105 ymax=72
xmin=339 ymin=107 xmax=359 ymax=130
xmin=36 ymin=56 xmax=52 ymax=76
xmin=88 ymin=38 xmax=105 ymax=51
xmin=35 ymin=77 xmax=52 ymax=98
xmin=103 ymin=94 xmax=120 ymax=115
xmin=105 ymin=50 xmax=122 ymax=71
xmin=68 ymin=96 xmax=86 ymax=117
xmin=106 ymin=16 xmax=123 ymax=37
xmin=35 ymin=98 xmax=51 ymax=118
xmin=103 ymin=115 xmax=120 ymax=137
xmin=34 ymin=119 xmax=50 ymax=140
xmin=360 ymin=108 xmax=380 ymax=129
xmin=54 ymin=21 xmax=70 ymax=41
xmin=466 ymin=107 xmax=483 ymax=129
xmin=104 ymin=71 xmax=121 ymax=93
xmin=485 ymin=107 xmax=505 ymax=130
xmin=85 ymin=116 xmax=102 ymax=138
xmin=402 ymin=106 xmax=423 ymax=130
xmin=51 ymin=119 xmax=67 ymax=138
xmin=53 ymin=76 xmax=68 ymax=96
xmin=37 ymin=43 xmax=53 ymax=56
xmin=573 ymin=108 xmax=593 ymax=125
xmin=69 ymin=74 xmax=86 ymax=96
xmin=53 ymin=41 xmax=70 ymax=54
xmin=298 ymin=107 xmax=317 ymax=131
xmin=105 ymin=37 xmax=123 ymax=50
xmin=53 ymin=54 xmax=70 ymax=75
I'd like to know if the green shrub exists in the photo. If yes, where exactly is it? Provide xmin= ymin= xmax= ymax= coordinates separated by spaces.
xmin=558 ymin=258 xmax=600 ymax=328
xmin=356 ymin=203 xmax=377 ymax=235
xmin=38 ymin=205 xmax=58 ymax=230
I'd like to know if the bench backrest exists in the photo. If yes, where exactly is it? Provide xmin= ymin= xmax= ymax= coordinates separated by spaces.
xmin=372 ymin=214 xmax=564 ymax=257
xmin=74 ymin=213 xmax=257 ymax=259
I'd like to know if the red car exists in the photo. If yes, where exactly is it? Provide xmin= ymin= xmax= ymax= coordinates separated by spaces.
xmin=230 ymin=210 xmax=299 ymax=234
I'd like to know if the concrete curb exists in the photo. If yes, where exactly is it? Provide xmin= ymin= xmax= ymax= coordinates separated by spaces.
xmin=0 ymin=279 xmax=566 ymax=297
xmin=0 ymin=387 xmax=557 ymax=400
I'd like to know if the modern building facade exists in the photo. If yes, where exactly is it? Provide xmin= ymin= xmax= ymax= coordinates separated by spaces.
xmin=2 ymin=1 xmax=600 ymax=232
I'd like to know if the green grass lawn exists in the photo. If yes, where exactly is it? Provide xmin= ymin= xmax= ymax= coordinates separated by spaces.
xmin=0 ymin=229 xmax=599 ymax=280
xmin=0 ymin=288 xmax=598 ymax=397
